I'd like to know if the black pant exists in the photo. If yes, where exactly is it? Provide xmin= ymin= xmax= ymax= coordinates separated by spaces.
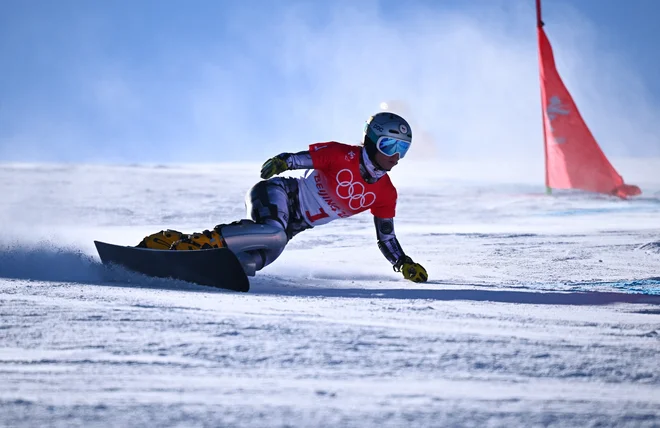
xmin=243 ymin=177 xmax=311 ymax=267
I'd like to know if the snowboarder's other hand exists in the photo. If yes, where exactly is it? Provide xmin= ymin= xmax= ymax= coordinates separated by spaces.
xmin=394 ymin=256 xmax=428 ymax=283
xmin=260 ymin=155 xmax=289 ymax=179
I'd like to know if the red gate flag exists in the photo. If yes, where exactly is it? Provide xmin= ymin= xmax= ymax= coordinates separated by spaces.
xmin=537 ymin=27 xmax=641 ymax=198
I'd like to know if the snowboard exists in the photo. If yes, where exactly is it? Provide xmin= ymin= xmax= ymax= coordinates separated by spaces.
xmin=94 ymin=241 xmax=250 ymax=292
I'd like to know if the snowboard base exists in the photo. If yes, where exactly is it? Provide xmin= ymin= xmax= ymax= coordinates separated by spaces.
xmin=94 ymin=241 xmax=250 ymax=292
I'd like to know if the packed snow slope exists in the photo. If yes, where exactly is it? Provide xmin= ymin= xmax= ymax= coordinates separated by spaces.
xmin=1 ymin=161 xmax=659 ymax=427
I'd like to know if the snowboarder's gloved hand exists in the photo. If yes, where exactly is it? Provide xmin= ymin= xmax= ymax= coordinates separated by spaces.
xmin=260 ymin=154 xmax=290 ymax=179
xmin=394 ymin=255 xmax=428 ymax=283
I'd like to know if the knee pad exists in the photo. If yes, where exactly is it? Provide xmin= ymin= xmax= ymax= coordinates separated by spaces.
xmin=245 ymin=180 xmax=289 ymax=231
xmin=219 ymin=221 xmax=288 ymax=276
xmin=219 ymin=221 xmax=287 ymax=255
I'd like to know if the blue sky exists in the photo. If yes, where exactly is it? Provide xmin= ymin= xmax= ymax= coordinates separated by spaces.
xmin=1 ymin=0 xmax=658 ymax=163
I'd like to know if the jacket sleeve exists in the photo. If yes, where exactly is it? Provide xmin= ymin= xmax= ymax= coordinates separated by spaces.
xmin=374 ymin=216 xmax=406 ymax=265
xmin=280 ymin=151 xmax=313 ymax=170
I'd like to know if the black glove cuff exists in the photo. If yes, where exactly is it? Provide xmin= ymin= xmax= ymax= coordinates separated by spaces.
xmin=276 ymin=153 xmax=292 ymax=169
xmin=393 ymin=255 xmax=413 ymax=272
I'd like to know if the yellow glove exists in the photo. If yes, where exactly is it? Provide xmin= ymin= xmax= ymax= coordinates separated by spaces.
xmin=394 ymin=256 xmax=428 ymax=283
xmin=260 ymin=155 xmax=289 ymax=179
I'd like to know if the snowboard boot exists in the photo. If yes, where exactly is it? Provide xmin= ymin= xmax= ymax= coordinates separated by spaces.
xmin=170 ymin=228 xmax=226 ymax=250
xmin=136 ymin=229 xmax=186 ymax=250
xmin=167 ymin=221 xmax=251 ymax=251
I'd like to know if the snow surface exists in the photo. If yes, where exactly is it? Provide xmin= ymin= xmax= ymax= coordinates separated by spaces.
xmin=1 ymin=161 xmax=660 ymax=427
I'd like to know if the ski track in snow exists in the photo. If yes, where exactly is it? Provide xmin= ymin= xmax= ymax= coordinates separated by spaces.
xmin=1 ymin=163 xmax=660 ymax=427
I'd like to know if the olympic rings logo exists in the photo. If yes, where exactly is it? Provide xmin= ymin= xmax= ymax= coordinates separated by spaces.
xmin=335 ymin=169 xmax=376 ymax=210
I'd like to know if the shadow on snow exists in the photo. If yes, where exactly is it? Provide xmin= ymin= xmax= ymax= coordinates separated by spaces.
xmin=251 ymin=277 xmax=660 ymax=306
xmin=1 ymin=245 xmax=659 ymax=306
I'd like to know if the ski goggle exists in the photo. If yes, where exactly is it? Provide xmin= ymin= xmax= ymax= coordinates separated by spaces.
xmin=365 ymin=124 xmax=411 ymax=158
xmin=375 ymin=136 xmax=411 ymax=158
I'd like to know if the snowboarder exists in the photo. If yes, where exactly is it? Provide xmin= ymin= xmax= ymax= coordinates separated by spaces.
xmin=138 ymin=112 xmax=428 ymax=283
